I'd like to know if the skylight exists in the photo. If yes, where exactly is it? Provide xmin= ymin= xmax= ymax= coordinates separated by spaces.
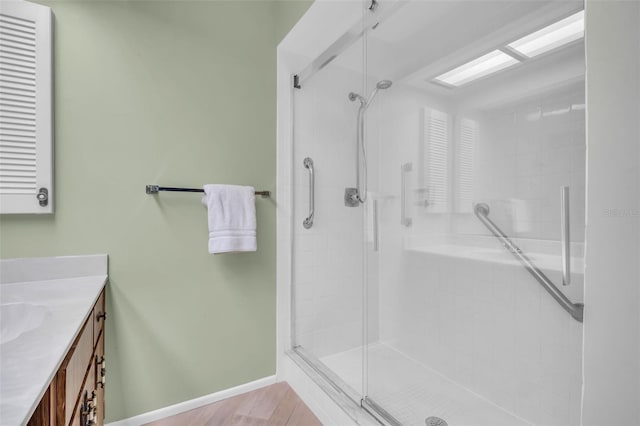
xmin=507 ymin=10 xmax=584 ymax=58
xmin=433 ymin=50 xmax=519 ymax=87
xmin=431 ymin=9 xmax=584 ymax=88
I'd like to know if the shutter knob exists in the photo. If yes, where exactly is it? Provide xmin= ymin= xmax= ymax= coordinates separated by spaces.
xmin=37 ymin=188 xmax=48 ymax=206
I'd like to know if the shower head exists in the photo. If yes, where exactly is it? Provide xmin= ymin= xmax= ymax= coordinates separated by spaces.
xmin=348 ymin=79 xmax=393 ymax=109
xmin=365 ymin=79 xmax=393 ymax=109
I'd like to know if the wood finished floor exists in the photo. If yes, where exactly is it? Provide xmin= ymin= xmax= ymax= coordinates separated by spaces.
xmin=145 ymin=382 xmax=322 ymax=426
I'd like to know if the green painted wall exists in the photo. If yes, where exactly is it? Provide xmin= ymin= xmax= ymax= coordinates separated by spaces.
xmin=0 ymin=0 xmax=311 ymax=421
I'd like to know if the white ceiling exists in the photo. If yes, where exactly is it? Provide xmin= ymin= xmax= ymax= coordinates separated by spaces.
xmin=323 ymin=0 xmax=585 ymax=111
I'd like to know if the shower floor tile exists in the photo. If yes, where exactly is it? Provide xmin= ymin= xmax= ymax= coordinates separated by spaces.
xmin=322 ymin=343 xmax=532 ymax=426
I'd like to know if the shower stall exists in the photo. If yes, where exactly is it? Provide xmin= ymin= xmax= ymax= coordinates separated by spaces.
xmin=279 ymin=1 xmax=586 ymax=424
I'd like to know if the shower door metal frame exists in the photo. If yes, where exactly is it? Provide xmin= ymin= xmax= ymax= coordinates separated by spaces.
xmin=293 ymin=2 xmax=405 ymax=90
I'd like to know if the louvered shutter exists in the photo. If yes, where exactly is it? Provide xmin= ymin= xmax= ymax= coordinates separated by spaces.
xmin=0 ymin=0 xmax=53 ymax=214
xmin=455 ymin=118 xmax=477 ymax=213
xmin=423 ymin=108 xmax=450 ymax=213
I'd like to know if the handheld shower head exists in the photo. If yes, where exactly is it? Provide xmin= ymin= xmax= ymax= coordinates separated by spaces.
xmin=348 ymin=80 xmax=392 ymax=108
xmin=364 ymin=79 xmax=393 ymax=110
xmin=376 ymin=80 xmax=392 ymax=90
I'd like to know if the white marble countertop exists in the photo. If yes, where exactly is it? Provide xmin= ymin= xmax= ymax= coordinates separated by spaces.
xmin=0 ymin=255 xmax=108 ymax=426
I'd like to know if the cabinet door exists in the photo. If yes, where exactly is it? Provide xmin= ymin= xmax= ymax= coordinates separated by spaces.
xmin=94 ymin=332 xmax=105 ymax=426
xmin=0 ymin=0 xmax=54 ymax=213
xmin=71 ymin=360 xmax=96 ymax=426
xmin=57 ymin=315 xmax=93 ymax=425
xmin=93 ymin=291 xmax=106 ymax=347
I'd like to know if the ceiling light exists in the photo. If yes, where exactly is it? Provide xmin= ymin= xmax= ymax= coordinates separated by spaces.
xmin=508 ymin=10 xmax=584 ymax=58
xmin=433 ymin=50 xmax=519 ymax=87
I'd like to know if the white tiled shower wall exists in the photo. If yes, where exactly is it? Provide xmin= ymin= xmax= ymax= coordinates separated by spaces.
xmin=389 ymin=250 xmax=583 ymax=426
xmin=473 ymin=84 xmax=586 ymax=242
xmin=372 ymin=83 xmax=585 ymax=425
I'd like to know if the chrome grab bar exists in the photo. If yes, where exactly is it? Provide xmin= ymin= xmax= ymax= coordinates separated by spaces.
xmin=303 ymin=157 xmax=314 ymax=229
xmin=373 ymin=199 xmax=379 ymax=251
xmin=561 ymin=186 xmax=571 ymax=285
xmin=401 ymin=163 xmax=412 ymax=227
xmin=474 ymin=203 xmax=583 ymax=322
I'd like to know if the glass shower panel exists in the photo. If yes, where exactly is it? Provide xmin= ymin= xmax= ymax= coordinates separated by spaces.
xmin=291 ymin=29 xmax=366 ymax=401
xmin=364 ymin=1 xmax=585 ymax=425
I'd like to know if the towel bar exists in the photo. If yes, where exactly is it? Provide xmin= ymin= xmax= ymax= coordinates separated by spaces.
xmin=146 ymin=185 xmax=270 ymax=197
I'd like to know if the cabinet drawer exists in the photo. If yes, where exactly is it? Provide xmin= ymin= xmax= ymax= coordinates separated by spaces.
xmin=93 ymin=290 xmax=106 ymax=347
xmin=61 ymin=317 xmax=93 ymax=425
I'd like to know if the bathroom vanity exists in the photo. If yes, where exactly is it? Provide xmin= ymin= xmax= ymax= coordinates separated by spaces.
xmin=0 ymin=255 xmax=108 ymax=426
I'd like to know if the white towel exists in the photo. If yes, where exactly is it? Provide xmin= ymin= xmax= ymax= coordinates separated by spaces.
xmin=201 ymin=184 xmax=257 ymax=254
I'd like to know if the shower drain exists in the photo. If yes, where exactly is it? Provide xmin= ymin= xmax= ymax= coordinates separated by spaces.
xmin=425 ymin=416 xmax=448 ymax=426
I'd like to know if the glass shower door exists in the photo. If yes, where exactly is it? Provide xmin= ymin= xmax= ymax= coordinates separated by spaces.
xmin=290 ymin=22 xmax=367 ymax=403
xmin=364 ymin=1 xmax=586 ymax=425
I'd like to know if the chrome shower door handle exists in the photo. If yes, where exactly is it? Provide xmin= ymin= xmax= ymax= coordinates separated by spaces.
xmin=303 ymin=157 xmax=314 ymax=229
xmin=561 ymin=186 xmax=570 ymax=285
xmin=401 ymin=163 xmax=412 ymax=227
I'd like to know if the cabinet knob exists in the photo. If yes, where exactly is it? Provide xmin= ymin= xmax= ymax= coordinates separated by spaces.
xmin=97 ymin=311 xmax=107 ymax=321
xmin=36 ymin=188 xmax=48 ymax=207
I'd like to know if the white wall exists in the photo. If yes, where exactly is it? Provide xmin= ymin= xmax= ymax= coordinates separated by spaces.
xmin=582 ymin=1 xmax=640 ymax=425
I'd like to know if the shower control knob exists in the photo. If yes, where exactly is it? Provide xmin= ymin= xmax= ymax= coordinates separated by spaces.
xmin=344 ymin=188 xmax=359 ymax=207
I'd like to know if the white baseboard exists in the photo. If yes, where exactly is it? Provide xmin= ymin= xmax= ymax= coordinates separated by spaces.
xmin=105 ymin=375 xmax=276 ymax=426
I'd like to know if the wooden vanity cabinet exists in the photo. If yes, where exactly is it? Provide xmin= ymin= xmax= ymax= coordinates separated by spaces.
xmin=28 ymin=289 xmax=106 ymax=426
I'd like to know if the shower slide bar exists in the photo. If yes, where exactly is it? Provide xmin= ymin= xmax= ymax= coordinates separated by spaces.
xmin=473 ymin=203 xmax=583 ymax=322
xmin=145 ymin=185 xmax=271 ymax=197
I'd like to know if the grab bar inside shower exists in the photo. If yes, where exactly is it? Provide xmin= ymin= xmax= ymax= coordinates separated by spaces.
xmin=401 ymin=163 xmax=412 ymax=227
xmin=473 ymin=203 xmax=583 ymax=322
xmin=561 ymin=186 xmax=571 ymax=286
xmin=303 ymin=157 xmax=314 ymax=229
